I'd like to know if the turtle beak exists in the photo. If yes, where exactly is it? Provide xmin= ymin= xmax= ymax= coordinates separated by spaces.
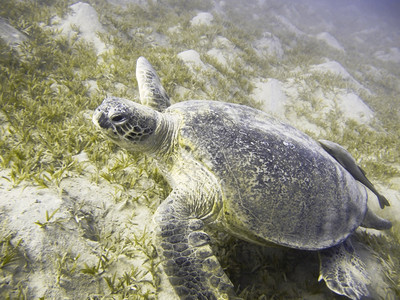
xmin=93 ymin=108 xmax=112 ymax=129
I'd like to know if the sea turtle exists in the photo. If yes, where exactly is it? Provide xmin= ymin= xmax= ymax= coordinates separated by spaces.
xmin=92 ymin=56 xmax=392 ymax=299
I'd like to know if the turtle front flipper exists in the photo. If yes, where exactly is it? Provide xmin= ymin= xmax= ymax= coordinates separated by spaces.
xmin=318 ymin=239 xmax=371 ymax=300
xmin=154 ymin=195 xmax=238 ymax=299
xmin=136 ymin=56 xmax=171 ymax=112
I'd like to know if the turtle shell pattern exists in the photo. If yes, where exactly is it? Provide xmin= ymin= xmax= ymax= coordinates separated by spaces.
xmin=167 ymin=100 xmax=367 ymax=250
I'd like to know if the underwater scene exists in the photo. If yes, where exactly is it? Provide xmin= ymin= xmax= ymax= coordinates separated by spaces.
xmin=1 ymin=0 xmax=400 ymax=299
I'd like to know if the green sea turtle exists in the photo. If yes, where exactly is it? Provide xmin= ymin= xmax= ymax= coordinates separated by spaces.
xmin=92 ymin=56 xmax=392 ymax=299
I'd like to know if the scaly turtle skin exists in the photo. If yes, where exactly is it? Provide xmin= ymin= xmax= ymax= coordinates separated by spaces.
xmin=92 ymin=57 xmax=392 ymax=300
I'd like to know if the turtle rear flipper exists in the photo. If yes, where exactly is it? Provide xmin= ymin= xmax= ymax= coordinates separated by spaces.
xmin=318 ymin=239 xmax=371 ymax=300
xmin=154 ymin=194 xmax=238 ymax=299
xmin=361 ymin=208 xmax=392 ymax=230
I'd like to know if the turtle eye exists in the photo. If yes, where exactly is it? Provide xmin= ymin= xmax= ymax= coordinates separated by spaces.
xmin=110 ymin=114 xmax=126 ymax=123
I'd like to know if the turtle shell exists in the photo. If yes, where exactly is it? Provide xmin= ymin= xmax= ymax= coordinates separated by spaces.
xmin=167 ymin=100 xmax=367 ymax=250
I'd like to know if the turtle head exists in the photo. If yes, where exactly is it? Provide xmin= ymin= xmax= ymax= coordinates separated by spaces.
xmin=93 ymin=96 xmax=160 ymax=152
